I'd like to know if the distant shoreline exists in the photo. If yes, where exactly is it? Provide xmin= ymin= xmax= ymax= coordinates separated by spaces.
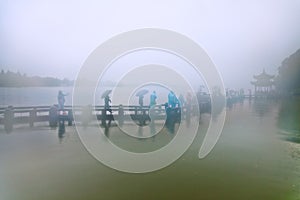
xmin=0 ymin=70 xmax=74 ymax=87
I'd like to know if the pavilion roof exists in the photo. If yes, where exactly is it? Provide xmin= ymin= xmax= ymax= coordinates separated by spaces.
xmin=253 ymin=69 xmax=275 ymax=80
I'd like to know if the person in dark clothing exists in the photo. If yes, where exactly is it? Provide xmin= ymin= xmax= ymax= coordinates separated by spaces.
xmin=104 ymin=95 xmax=112 ymax=113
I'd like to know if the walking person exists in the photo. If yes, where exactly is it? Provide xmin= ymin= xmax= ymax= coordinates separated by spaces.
xmin=139 ymin=95 xmax=144 ymax=107
xmin=101 ymin=90 xmax=113 ymax=113
xmin=136 ymin=89 xmax=148 ymax=107
xmin=168 ymin=91 xmax=178 ymax=108
xmin=57 ymin=90 xmax=68 ymax=110
xmin=101 ymin=90 xmax=113 ymax=127
xmin=104 ymin=95 xmax=112 ymax=114
xmin=150 ymin=91 xmax=157 ymax=107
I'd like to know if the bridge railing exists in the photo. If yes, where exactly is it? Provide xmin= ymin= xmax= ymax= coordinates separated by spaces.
xmin=0 ymin=102 xmax=211 ymax=133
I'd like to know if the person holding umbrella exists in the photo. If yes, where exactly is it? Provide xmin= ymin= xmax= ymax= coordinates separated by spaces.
xmin=136 ymin=89 xmax=148 ymax=107
xmin=102 ymin=90 xmax=112 ymax=113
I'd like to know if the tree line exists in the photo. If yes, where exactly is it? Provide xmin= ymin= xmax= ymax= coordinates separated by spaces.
xmin=275 ymin=49 xmax=300 ymax=95
xmin=0 ymin=70 xmax=73 ymax=87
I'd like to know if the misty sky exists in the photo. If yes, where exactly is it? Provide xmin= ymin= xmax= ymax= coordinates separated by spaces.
xmin=1 ymin=0 xmax=300 ymax=89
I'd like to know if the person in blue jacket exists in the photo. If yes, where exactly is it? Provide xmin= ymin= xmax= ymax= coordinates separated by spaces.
xmin=57 ymin=90 xmax=68 ymax=110
xmin=150 ymin=91 xmax=157 ymax=107
xmin=168 ymin=91 xmax=178 ymax=108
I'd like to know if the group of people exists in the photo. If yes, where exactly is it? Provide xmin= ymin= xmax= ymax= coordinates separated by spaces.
xmin=137 ymin=90 xmax=182 ymax=108
xmin=138 ymin=91 xmax=157 ymax=107
xmin=56 ymin=89 xmax=192 ymax=111
xmin=167 ymin=91 xmax=192 ymax=109
xmin=103 ymin=90 xmax=193 ymax=109
xmin=138 ymin=90 xmax=192 ymax=109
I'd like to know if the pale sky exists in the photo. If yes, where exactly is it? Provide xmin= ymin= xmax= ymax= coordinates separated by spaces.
xmin=1 ymin=0 xmax=300 ymax=89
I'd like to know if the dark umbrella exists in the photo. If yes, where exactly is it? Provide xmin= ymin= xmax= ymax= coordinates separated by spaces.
xmin=101 ymin=90 xmax=112 ymax=99
xmin=136 ymin=89 xmax=148 ymax=97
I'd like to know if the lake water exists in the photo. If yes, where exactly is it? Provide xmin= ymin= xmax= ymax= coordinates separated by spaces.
xmin=0 ymin=87 xmax=74 ymax=107
xmin=0 ymin=88 xmax=300 ymax=200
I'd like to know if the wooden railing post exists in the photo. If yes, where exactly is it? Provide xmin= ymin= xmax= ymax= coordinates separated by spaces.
xmin=101 ymin=109 xmax=106 ymax=126
xmin=135 ymin=106 xmax=138 ymax=116
xmin=4 ymin=106 xmax=14 ymax=133
xmin=118 ymin=104 xmax=124 ymax=127
xmin=142 ymin=107 xmax=147 ymax=125
xmin=29 ymin=108 xmax=37 ymax=127
xmin=68 ymin=109 xmax=73 ymax=126
xmin=49 ymin=105 xmax=58 ymax=128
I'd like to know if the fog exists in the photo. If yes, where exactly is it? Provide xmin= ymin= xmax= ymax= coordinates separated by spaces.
xmin=1 ymin=0 xmax=300 ymax=90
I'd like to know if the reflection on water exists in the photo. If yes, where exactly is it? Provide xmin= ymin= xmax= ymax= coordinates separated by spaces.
xmin=1 ymin=99 xmax=300 ymax=200
xmin=277 ymin=96 xmax=300 ymax=143
xmin=253 ymin=98 xmax=271 ymax=118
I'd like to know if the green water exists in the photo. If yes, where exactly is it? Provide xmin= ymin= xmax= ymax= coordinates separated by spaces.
xmin=0 ymin=99 xmax=300 ymax=200
xmin=277 ymin=96 xmax=300 ymax=143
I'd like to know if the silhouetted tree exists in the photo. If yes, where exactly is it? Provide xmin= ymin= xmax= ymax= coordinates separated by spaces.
xmin=276 ymin=49 xmax=300 ymax=95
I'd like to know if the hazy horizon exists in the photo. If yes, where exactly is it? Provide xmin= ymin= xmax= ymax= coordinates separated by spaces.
xmin=1 ymin=0 xmax=300 ymax=90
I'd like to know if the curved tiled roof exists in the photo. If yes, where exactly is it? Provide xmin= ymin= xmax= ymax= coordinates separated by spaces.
xmin=251 ymin=69 xmax=275 ymax=86
xmin=253 ymin=69 xmax=275 ymax=80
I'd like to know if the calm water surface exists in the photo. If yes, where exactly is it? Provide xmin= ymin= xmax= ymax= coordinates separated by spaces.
xmin=0 ymin=98 xmax=300 ymax=200
xmin=0 ymin=87 xmax=74 ymax=107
